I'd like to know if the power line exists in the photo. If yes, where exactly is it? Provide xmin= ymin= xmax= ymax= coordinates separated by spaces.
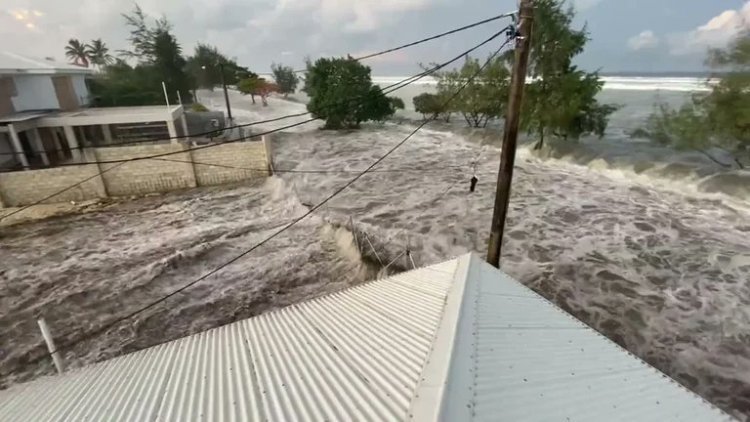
xmin=0 ymin=27 xmax=508 ymax=223
xmin=1 ymin=22 xmax=509 ymax=168
xmin=16 ymin=34 xmax=515 ymax=370
xmin=0 ymin=111 xmax=311 ymax=157
xmin=154 ymin=156 xmax=498 ymax=175
xmin=293 ymin=11 xmax=516 ymax=72
xmin=0 ymin=25 xmax=509 ymax=183
xmin=0 ymin=12 xmax=515 ymax=159
xmin=0 ymin=118 xmax=315 ymax=222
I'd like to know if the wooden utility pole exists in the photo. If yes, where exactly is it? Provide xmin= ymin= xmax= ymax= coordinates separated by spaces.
xmin=486 ymin=0 xmax=534 ymax=268
xmin=219 ymin=63 xmax=233 ymax=125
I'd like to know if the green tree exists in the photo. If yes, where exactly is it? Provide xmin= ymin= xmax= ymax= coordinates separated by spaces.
xmin=65 ymin=39 xmax=89 ymax=67
xmin=431 ymin=55 xmax=510 ymax=127
xmin=413 ymin=93 xmax=445 ymax=121
xmin=388 ymin=97 xmax=405 ymax=112
xmin=238 ymin=76 xmax=268 ymax=104
xmin=642 ymin=34 xmax=750 ymax=169
xmin=522 ymin=0 xmax=617 ymax=149
xmin=90 ymin=59 xmax=164 ymax=106
xmin=86 ymin=39 xmax=114 ymax=68
xmin=186 ymin=43 xmax=254 ymax=90
xmin=271 ymin=63 xmax=299 ymax=97
xmin=303 ymin=57 xmax=396 ymax=129
xmin=118 ymin=4 xmax=192 ymax=104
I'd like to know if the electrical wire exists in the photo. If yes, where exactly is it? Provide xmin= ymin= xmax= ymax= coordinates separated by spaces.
xmin=0 ymin=111 xmax=311 ymax=157
xmin=16 ymin=33 xmax=515 ymax=370
xmin=0 ymin=12 xmax=515 ymax=158
xmin=0 ymin=27 xmax=509 ymax=223
xmin=293 ymin=11 xmax=516 ymax=72
xmin=155 ymin=156 xmax=480 ymax=174
xmin=2 ymin=25 xmax=510 ymax=171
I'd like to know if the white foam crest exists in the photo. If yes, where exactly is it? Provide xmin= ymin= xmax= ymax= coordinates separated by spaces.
xmin=372 ymin=75 xmax=714 ymax=92
xmin=519 ymin=145 xmax=750 ymax=212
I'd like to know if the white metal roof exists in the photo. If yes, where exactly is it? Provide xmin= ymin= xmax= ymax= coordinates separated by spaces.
xmin=0 ymin=52 xmax=94 ymax=75
xmin=0 ymin=254 xmax=734 ymax=421
xmin=36 ymin=105 xmax=184 ymax=127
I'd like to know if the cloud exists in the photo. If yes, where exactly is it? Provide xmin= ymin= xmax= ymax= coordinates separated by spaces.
xmin=668 ymin=2 xmax=750 ymax=55
xmin=627 ymin=30 xmax=659 ymax=51
xmin=570 ymin=0 xmax=604 ymax=11
xmin=248 ymin=0 xmax=431 ymax=34
xmin=0 ymin=0 xmax=431 ymax=73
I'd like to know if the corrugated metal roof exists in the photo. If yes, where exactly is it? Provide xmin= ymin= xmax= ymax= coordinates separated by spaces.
xmin=429 ymin=255 xmax=734 ymax=422
xmin=0 ymin=254 xmax=734 ymax=421
xmin=0 ymin=259 xmax=459 ymax=421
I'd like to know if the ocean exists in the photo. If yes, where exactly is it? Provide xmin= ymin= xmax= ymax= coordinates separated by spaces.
xmin=1 ymin=77 xmax=749 ymax=419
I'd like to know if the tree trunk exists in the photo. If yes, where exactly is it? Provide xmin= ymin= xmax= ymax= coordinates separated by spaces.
xmin=734 ymin=157 xmax=745 ymax=169
xmin=534 ymin=128 xmax=545 ymax=150
xmin=482 ymin=115 xmax=492 ymax=128
xmin=250 ymin=94 xmax=256 ymax=104
xmin=698 ymin=150 xmax=732 ymax=168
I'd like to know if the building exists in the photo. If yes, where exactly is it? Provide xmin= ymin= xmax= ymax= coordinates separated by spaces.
xmin=0 ymin=51 xmax=189 ymax=171
xmin=0 ymin=254 xmax=734 ymax=421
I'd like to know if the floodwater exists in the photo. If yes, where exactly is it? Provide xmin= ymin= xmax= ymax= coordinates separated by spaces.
xmin=1 ymin=86 xmax=749 ymax=420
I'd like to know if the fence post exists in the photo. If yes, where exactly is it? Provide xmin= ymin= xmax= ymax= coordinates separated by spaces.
xmin=37 ymin=318 xmax=65 ymax=374
xmin=262 ymin=135 xmax=274 ymax=175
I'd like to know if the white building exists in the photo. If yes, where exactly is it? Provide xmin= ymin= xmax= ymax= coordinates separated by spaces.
xmin=0 ymin=52 xmax=188 ymax=170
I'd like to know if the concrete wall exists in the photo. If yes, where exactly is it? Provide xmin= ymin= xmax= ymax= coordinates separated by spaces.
xmin=184 ymin=111 xmax=225 ymax=137
xmin=0 ymin=133 xmax=16 ymax=169
xmin=11 ymin=75 xmax=59 ymax=111
xmin=71 ymin=74 xmax=89 ymax=106
xmin=0 ymin=140 xmax=270 ymax=208
xmin=96 ymin=144 xmax=197 ymax=197
xmin=0 ymin=163 xmax=106 ymax=206
xmin=192 ymin=141 xmax=268 ymax=186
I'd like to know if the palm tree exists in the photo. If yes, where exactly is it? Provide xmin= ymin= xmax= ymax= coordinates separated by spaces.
xmin=86 ymin=39 xmax=113 ymax=69
xmin=64 ymin=39 xmax=89 ymax=67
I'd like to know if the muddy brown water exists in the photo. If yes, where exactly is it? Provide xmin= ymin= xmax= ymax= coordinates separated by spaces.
xmin=1 ymin=119 xmax=749 ymax=419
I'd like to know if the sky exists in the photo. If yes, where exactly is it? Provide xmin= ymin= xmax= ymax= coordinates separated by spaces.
xmin=0 ymin=0 xmax=748 ymax=75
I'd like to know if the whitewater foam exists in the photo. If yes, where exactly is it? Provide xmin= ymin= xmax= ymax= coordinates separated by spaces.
xmin=3 ymin=92 xmax=748 ymax=420
xmin=371 ymin=75 xmax=714 ymax=92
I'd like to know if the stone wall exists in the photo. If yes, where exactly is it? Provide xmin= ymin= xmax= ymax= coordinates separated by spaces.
xmin=96 ymin=144 xmax=197 ymax=197
xmin=0 ymin=163 xmax=106 ymax=206
xmin=191 ymin=141 xmax=268 ymax=186
xmin=0 ymin=139 xmax=270 ymax=208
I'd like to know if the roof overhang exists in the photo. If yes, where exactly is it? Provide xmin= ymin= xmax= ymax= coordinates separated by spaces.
xmin=0 ymin=69 xmax=94 ymax=76
xmin=0 ymin=106 xmax=184 ymax=129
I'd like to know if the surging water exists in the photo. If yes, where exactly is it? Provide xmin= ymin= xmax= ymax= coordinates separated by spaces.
xmin=271 ymin=120 xmax=750 ymax=419
xmin=1 ymin=82 xmax=749 ymax=419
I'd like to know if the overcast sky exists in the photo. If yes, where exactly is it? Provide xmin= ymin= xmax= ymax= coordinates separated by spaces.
xmin=1 ymin=0 xmax=748 ymax=74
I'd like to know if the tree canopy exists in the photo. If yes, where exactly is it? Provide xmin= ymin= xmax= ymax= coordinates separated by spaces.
xmin=271 ymin=63 xmax=299 ymax=97
xmin=90 ymin=4 xmax=192 ymax=106
xmin=429 ymin=55 xmax=510 ymax=127
xmin=238 ymin=76 xmax=275 ymax=105
xmin=65 ymin=39 xmax=89 ymax=67
xmin=89 ymin=59 xmax=164 ymax=106
xmin=86 ymin=39 xmax=114 ymax=68
xmin=303 ymin=57 xmax=398 ymax=129
xmin=413 ymin=93 xmax=441 ymax=120
xmin=641 ymin=33 xmax=750 ymax=169
xmin=185 ymin=43 xmax=254 ymax=89
xmin=521 ymin=0 xmax=617 ymax=148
